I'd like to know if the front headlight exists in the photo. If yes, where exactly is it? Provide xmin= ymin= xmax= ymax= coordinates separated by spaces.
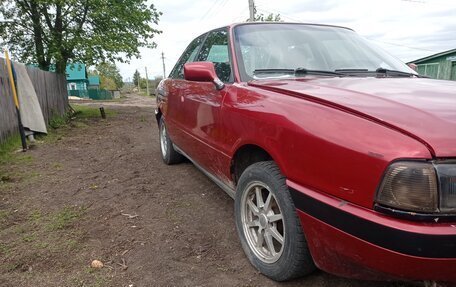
xmin=376 ymin=161 xmax=438 ymax=213
xmin=435 ymin=163 xmax=456 ymax=213
xmin=376 ymin=161 xmax=456 ymax=214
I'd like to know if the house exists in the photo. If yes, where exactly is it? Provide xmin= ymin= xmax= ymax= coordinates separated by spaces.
xmin=88 ymin=75 xmax=100 ymax=90
xmin=30 ymin=62 xmax=112 ymax=99
xmin=409 ymin=48 xmax=456 ymax=81
xmin=66 ymin=63 xmax=89 ymax=91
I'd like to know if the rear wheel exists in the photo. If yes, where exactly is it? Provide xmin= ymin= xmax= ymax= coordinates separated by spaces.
xmin=159 ymin=118 xmax=184 ymax=165
xmin=235 ymin=161 xmax=315 ymax=281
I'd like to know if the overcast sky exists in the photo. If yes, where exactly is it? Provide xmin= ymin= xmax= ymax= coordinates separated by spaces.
xmin=118 ymin=0 xmax=456 ymax=81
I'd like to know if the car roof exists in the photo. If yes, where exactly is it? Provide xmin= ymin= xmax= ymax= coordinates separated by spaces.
xmin=228 ymin=22 xmax=354 ymax=32
xmin=191 ymin=22 xmax=354 ymax=43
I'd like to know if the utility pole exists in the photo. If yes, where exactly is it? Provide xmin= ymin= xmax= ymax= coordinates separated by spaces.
xmin=248 ymin=0 xmax=255 ymax=22
xmin=137 ymin=75 xmax=141 ymax=92
xmin=161 ymin=52 xmax=166 ymax=79
xmin=145 ymin=66 xmax=150 ymax=96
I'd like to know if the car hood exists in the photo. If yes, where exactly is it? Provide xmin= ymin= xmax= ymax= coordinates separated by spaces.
xmin=249 ymin=77 xmax=456 ymax=157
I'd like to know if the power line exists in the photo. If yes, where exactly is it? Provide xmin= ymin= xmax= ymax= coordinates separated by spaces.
xmin=199 ymin=0 xmax=223 ymax=22
xmin=401 ymin=0 xmax=427 ymax=3
xmin=211 ymin=0 xmax=231 ymax=19
xmin=368 ymin=39 xmax=437 ymax=52
xmin=231 ymin=6 xmax=249 ymax=22
xmin=255 ymin=6 xmax=303 ymax=22
xmin=255 ymin=5 xmax=437 ymax=54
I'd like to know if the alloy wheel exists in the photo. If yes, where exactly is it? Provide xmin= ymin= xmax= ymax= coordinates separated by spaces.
xmin=240 ymin=181 xmax=285 ymax=263
xmin=160 ymin=123 xmax=168 ymax=158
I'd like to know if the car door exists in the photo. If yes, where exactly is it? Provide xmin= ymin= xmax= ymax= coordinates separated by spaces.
xmin=179 ymin=28 xmax=234 ymax=182
xmin=164 ymin=34 xmax=206 ymax=149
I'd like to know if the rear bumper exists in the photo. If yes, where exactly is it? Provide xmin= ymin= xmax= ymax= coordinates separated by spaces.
xmin=287 ymin=180 xmax=456 ymax=283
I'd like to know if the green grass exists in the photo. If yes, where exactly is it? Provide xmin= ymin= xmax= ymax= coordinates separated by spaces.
xmin=0 ymin=134 xmax=22 ymax=164
xmin=0 ymin=242 xmax=10 ymax=255
xmin=22 ymin=233 xmax=36 ymax=242
xmin=47 ymin=206 xmax=85 ymax=231
xmin=49 ymin=114 xmax=68 ymax=129
xmin=72 ymin=105 xmax=116 ymax=119
xmin=0 ymin=105 xmax=116 ymax=168
xmin=0 ymin=209 xmax=11 ymax=223
xmin=29 ymin=210 xmax=42 ymax=221
xmin=49 ymin=105 xmax=112 ymax=129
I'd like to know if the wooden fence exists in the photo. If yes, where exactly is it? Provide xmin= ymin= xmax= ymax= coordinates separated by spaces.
xmin=0 ymin=58 xmax=68 ymax=143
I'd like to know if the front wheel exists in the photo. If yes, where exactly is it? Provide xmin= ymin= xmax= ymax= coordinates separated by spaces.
xmin=235 ymin=161 xmax=315 ymax=281
xmin=159 ymin=118 xmax=184 ymax=165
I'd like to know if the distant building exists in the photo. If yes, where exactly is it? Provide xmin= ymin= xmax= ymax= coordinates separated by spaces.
xmin=66 ymin=63 xmax=89 ymax=91
xmin=31 ymin=62 xmax=113 ymax=99
xmin=88 ymin=75 xmax=100 ymax=90
xmin=409 ymin=48 xmax=456 ymax=81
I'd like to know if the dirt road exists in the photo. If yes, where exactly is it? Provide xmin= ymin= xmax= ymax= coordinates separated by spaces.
xmin=0 ymin=93 xmax=416 ymax=286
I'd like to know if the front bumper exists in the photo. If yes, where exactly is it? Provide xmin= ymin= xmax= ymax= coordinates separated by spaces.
xmin=288 ymin=180 xmax=456 ymax=283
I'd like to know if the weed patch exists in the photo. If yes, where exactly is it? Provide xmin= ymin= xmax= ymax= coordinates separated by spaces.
xmin=0 ymin=209 xmax=11 ymax=223
xmin=29 ymin=210 xmax=42 ymax=221
xmin=0 ymin=242 xmax=10 ymax=255
xmin=22 ymin=233 xmax=36 ymax=243
xmin=47 ymin=206 xmax=85 ymax=231
xmin=49 ymin=115 xmax=68 ymax=129
xmin=0 ymin=134 xmax=22 ymax=164
xmin=73 ymin=105 xmax=116 ymax=119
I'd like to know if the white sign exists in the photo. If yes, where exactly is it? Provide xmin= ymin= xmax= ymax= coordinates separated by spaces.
xmin=446 ymin=56 xmax=456 ymax=61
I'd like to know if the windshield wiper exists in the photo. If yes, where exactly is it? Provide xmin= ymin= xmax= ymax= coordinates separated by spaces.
xmin=335 ymin=68 xmax=369 ymax=73
xmin=295 ymin=68 xmax=346 ymax=76
xmin=253 ymin=68 xmax=346 ymax=77
xmin=253 ymin=68 xmax=295 ymax=75
xmin=375 ymin=67 xmax=425 ymax=78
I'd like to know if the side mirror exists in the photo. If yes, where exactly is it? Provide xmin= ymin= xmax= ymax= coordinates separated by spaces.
xmin=184 ymin=62 xmax=225 ymax=90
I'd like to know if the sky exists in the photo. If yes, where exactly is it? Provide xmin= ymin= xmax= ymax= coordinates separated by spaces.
xmin=118 ymin=0 xmax=456 ymax=81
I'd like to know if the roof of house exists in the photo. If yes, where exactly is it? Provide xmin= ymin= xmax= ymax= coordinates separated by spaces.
xmin=88 ymin=75 xmax=100 ymax=86
xmin=66 ymin=63 xmax=87 ymax=81
xmin=409 ymin=48 xmax=456 ymax=64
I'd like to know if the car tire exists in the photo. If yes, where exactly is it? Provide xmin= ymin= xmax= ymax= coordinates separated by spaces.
xmin=159 ymin=118 xmax=184 ymax=165
xmin=235 ymin=161 xmax=316 ymax=281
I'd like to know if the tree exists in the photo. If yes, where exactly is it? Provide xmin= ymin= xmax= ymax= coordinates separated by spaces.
xmin=95 ymin=62 xmax=123 ymax=89
xmin=250 ymin=13 xmax=282 ymax=22
xmin=151 ymin=75 xmax=163 ymax=90
xmin=99 ymin=75 xmax=116 ymax=90
xmin=0 ymin=0 xmax=162 ymax=74
xmin=133 ymin=70 xmax=140 ymax=87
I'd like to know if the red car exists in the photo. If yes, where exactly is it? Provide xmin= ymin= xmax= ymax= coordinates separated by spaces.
xmin=156 ymin=23 xmax=456 ymax=284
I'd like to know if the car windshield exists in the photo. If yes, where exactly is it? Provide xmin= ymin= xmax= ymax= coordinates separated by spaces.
xmin=234 ymin=23 xmax=416 ymax=80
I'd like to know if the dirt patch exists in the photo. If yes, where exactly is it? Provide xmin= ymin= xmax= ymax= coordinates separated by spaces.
xmin=0 ymin=93 xmax=418 ymax=287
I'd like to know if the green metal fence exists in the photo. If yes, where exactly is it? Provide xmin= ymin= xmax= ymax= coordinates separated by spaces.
xmin=68 ymin=89 xmax=113 ymax=100
xmin=68 ymin=89 xmax=89 ymax=98
xmin=88 ymin=89 xmax=113 ymax=100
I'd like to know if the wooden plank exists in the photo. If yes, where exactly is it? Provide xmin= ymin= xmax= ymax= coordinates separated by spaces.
xmin=451 ymin=62 xmax=456 ymax=81
xmin=0 ymin=59 xmax=69 ymax=143
xmin=438 ymin=60 xmax=452 ymax=80
xmin=0 ymin=58 xmax=19 ymax=142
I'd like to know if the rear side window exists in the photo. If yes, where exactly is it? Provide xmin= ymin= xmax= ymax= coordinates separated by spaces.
xmin=197 ymin=29 xmax=232 ymax=82
xmin=170 ymin=35 xmax=205 ymax=79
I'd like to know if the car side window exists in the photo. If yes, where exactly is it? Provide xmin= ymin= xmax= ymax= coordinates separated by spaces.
xmin=196 ymin=29 xmax=232 ymax=83
xmin=170 ymin=35 xmax=205 ymax=79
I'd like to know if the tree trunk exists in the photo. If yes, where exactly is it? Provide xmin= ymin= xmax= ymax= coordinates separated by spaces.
xmin=19 ymin=0 xmax=50 ymax=70
xmin=54 ymin=3 xmax=66 ymax=74
xmin=56 ymin=58 xmax=68 ymax=75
